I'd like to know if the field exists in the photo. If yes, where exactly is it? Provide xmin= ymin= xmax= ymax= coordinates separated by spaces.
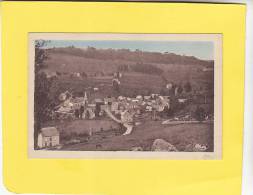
xmin=51 ymin=72 xmax=166 ymax=98
xmin=44 ymin=48 xmax=214 ymax=99
xmin=55 ymin=119 xmax=213 ymax=152
xmin=44 ymin=119 xmax=119 ymax=135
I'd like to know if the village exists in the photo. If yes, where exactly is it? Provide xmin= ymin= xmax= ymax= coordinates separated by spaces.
xmin=37 ymin=71 xmax=213 ymax=152
xmin=34 ymin=43 xmax=215 ymax=152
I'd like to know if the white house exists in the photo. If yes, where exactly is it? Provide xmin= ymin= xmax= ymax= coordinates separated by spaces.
xmin=166 ymin=83 xmax=173 ymax=90
xmin=144 ymin=96 xmax=151 ymax=100
xmin=37 ymin=127 xmax=60 ymax=148
xmin=178 ymin=98 xmax=188 ymax=103
xmin=111 ymin=102 xmax=119 ymax=112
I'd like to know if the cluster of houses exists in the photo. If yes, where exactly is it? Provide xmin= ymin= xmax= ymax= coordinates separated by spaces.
xmin=37 ymin=92 xmax=173 ymax=149
xmin=54 ymin=90 xmax=173 ymax=121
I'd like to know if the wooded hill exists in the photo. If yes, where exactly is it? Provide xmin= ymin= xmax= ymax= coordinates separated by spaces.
xmin=45 ymin=46 xmax=213 ymax=68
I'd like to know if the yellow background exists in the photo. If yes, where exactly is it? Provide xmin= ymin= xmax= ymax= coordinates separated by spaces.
xmin=1 ymin=2 xmax=245 ymax=195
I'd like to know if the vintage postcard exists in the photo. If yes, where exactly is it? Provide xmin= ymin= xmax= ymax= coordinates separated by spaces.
xmin=28 ymin=33 xmax=222 ymax=159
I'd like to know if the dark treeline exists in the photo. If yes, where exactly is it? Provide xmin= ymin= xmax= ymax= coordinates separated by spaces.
xmin=46 ymin=46 xmax=214 ymax=67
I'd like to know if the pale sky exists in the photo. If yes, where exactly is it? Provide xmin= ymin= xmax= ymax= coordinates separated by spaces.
xmin=45 ymin=40 xmax=214 ymax=60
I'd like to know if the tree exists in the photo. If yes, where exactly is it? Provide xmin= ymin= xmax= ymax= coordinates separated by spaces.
xmin=166 ymin=95 xmax=178 ymax=117
xmin=177 ymin=84 xmax=183 ymax=94
xmin=170 ymin=84 xmax=176 ymax=96
xmin=184 ymin=82 xmax=192 ymax=93
xmin=161 ymin=104 xmax=170 ymax=118
xmin=160 ymin=88 xmax=166 ymax=96
xmin=34 ymin=40 xmax=51 ymax=149
xmin=195 ymin=106 xmax=205 ymax=122
xmin=81 ymin=71 xmax=87 ymax=78
xmin=56 ymin=71 xmax=61 ymax=76
xmin=86 ymin=110 xmax=90 ymax=119
xmin=80 ymin=106 xmax=85 ymax=118
xmin=74 ymin=109 xmax=80 ymax=118
xmin=35 ymin=40 xmax=49 ymax=73
xmin=112 ymin=79 xmax=120 ymax=92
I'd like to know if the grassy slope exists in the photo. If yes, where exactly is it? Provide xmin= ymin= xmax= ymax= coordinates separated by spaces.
xmin=44 ymin=53 xmax=136 ymax=74
xmin=45 ymin=51 xmax=213 ymax=98
xmin=45 ymin=119 xmax=120 ymax=135
xmin=59 ymin=120 xmax=213 ymax=152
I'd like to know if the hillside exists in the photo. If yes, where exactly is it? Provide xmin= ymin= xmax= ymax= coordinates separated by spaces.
xmin=41 ymin=47 xmax=214 ymax=99
xmin=43 ymin=47 xmax=213 ymax=75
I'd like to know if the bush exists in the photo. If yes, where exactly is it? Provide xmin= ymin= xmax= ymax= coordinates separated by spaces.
xmin=131 ymin=63 xmax=163 ymax=75
xmin=195 ymin=106 xmax=206 ymax=121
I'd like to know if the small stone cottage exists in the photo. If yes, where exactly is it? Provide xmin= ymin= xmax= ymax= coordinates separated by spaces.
xmin=37 ymin=127 xmax=60 ymax=148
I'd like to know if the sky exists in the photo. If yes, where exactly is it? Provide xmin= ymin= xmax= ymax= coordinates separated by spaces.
xmin=44 ymin=40 xmax=214 ymax=60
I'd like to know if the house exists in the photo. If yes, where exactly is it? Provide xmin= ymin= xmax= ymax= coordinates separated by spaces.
xmin=136 ymin=95 xmax=143 ymax=100
xmin=144 ymin=96 xmax=151 ymax=100
xmin=114 ymin=72 xmax=122 ymax=78
xmin=118 ymin=96 xmax=125 ymax=101
xmin=87 ymin=103 xmax=96 ymax=109
xmin=151 ymin=94 xmax=159 ymax=99
xmin=37 ymin=127 xmax=60 ymax=148
xmin=41 ymin=70 xmax=57 ymax=79
xmin=61 ymin=92 xmax=88 ymax=111
xmin=83 ymin=107 xmax=96 ymax=119
xmin=131 ymin=98 xmax=139 ymax=103
xmin=55 ymin=106 xmax=72 ymax=114
xmin=87 ymin=104 xmax=96 ymax=118
xmin=70 ymin=97 xmax=87 ymax=110
xmin=104 ymin=97 xmax=116 ymax=105
xmin=94 ymin=98 xmax=103 ymax=103
xmin=100 ymin=104 xmax=109 ymax=111
xmin=178 ymin=98 xmax=188 ymax=103
xmin=146 ymin=105 xmax=153 ymax=112
xmin=162 ymin=95 xmax=170 ymax=100
xmin=58 ymin=90 xmax=72 ymax=101
xmin=111 ymin=102 xmax=119 ymax=112
xmin=166 ymin=83 xmax=173 ymax=90
xmin=73 ymin=72 xmax=81 ymax=78
xmin=112 ymin=78 xmax=121 ymax=85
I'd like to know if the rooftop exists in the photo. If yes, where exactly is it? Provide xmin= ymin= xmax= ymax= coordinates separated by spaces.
xmin=41 ymin=127 xmax=59 ymax=137
xmin=71 ymin=97 xmax=85 ymax=103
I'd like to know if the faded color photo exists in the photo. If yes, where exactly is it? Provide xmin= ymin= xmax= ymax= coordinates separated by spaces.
xmin=29 ymin=33 xmax=222 ymax=159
